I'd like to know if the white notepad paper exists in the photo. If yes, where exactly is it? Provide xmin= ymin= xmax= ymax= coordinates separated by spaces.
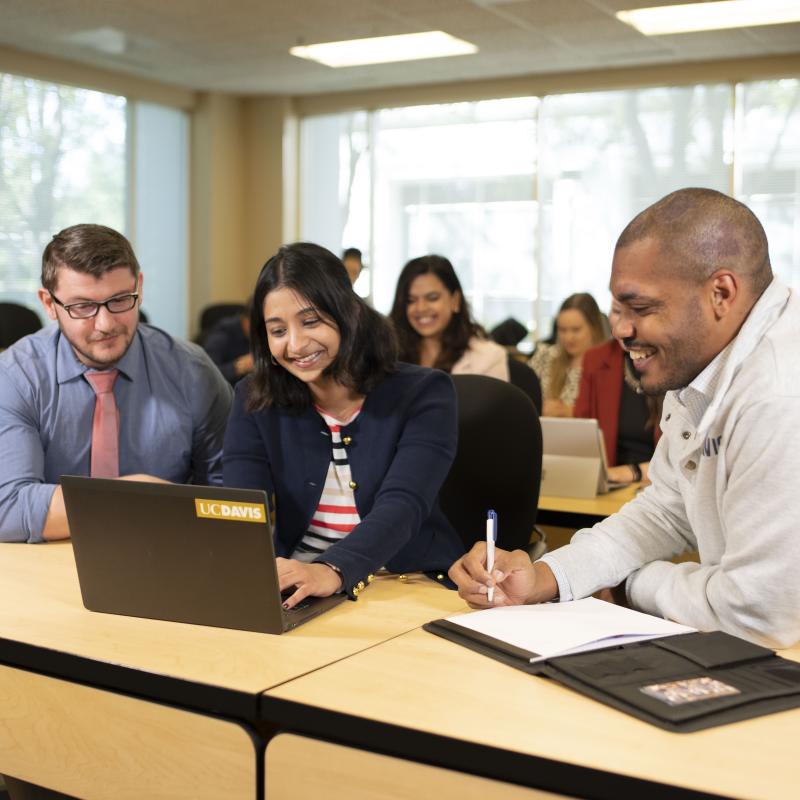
xmin=445 ymin=597 xmax=695 ymax=663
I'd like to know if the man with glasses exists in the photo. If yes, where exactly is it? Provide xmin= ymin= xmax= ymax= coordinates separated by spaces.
xmin=0 ymin=223 xmax=233 ymax=543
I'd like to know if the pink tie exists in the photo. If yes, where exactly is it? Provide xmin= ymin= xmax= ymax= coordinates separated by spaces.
xmin=85 ymin=370 xmax=120 ymax=478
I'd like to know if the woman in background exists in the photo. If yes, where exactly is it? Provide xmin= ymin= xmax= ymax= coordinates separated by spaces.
xmin=224 ymin=243 xmax=464 ymax=609
xmin=574 ymin=300 xmax=662 ymax=483
xmin=389 ymin=255 xmax=509 ymax=381
xmin=529 ymin=292 xmax=606 ymax=417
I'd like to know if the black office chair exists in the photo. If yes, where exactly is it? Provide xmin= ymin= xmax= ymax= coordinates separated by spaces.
xmin=489 ymin=317 xmax=528 ymax=347
xmin=439 ymin=375 xmax=544 ymax=557
xmin=195 ymin=303 xmax=246 ymax=345
xmin=507 ymin=356 xmax=542 ymax=415
xmin=0 ymin=303 xmax=42 ymax=349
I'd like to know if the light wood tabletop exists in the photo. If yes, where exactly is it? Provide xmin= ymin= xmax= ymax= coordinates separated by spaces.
xmin=0 ymin=542 xmax=467 ymax=697
xmin=267 ymin=627 xmax=800 ymax=800
xmin=0 ymin=542 xmax=468 ymax=799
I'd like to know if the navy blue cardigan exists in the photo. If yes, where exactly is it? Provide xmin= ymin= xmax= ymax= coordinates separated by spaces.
xmin=223 ymin=363 xmax=464 ymax=596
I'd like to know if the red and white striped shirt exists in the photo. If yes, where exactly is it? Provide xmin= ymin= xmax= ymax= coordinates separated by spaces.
xmin=291 ymin=406 xmax=362 ymax=562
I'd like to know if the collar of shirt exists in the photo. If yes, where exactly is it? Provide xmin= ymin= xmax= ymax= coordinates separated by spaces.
xmin=55 ymin=327 xmax=143 ymax=385
xmin=674 ymin=277 xmax=790 ymax=438
xmin=676 ymin=341 xmax=732 ymax=428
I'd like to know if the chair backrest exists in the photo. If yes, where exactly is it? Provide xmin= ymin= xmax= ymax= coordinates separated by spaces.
xmin=439 ymin=375 xmax=542 ymax=553
xmin=507 ymin=356 xmax=542 ymax=415
xmin=196 ymin=303 xmax=246 ymax=344
xmin=489 ymin=317 xmax=528 ymax=347
xmin=0 ymin=303 xmax=42 ymax=349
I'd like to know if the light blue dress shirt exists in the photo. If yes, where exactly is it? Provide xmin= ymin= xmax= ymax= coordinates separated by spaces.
xmin=0 ymin=323 xmax=233 ymax=543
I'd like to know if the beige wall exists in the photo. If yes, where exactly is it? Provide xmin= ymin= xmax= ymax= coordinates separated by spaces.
xmin=189 ymin=94 xmax=295 ymax=334
xmin=242 ymin=96 xmax=297 ymax=286
xmin=190 ymin=93 xmax=245 ymax=328
xmin=0 ymin=44 xmax=194 ymax=109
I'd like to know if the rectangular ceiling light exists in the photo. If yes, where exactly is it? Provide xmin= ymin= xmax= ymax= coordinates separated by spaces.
xmin=290 ymin=31 xmax=478 ymax=68
xmin=617 ymin=0 xmax=800 ymax=36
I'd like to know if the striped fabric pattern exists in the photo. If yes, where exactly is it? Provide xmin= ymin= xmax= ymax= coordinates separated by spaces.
xmin=291 ymin=406 xmax=362 ymax=562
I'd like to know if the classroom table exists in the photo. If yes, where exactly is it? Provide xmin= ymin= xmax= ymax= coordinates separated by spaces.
xmin=265 ymin=627 xmax=800 ymax=800
xmin=537 ymin=482 xmax=640 ymax=528
xmin=0 ymin=542 xmax=466 ymax=799
xmin=4 ymin=541 xmax=792 ymax=800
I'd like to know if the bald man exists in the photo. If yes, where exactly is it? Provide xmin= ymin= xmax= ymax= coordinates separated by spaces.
xmin=450 ymin=188 xmax=800 ymax=648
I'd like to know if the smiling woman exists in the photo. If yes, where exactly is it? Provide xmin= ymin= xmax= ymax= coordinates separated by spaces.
xmin=529 ymin=292 xmax=607 ymax=417
xmin=388 ymin=254 xmax=509 ymax=381
xmin=223 ymin=243 xmax=465 ymax=609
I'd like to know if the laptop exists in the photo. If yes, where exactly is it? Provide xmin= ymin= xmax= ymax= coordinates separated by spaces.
xmin=539 ymin=417 xmax=631 ymax=499
xmin=61 ymin=476 xmax=346 ymax=634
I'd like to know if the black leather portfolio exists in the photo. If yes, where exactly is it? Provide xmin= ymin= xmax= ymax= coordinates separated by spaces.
xmin=424 ymin=621 xmax=800 ymax=732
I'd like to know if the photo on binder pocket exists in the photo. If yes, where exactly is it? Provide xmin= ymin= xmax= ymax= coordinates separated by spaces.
xmin=640 ymin=676 xmax=741 ymax=706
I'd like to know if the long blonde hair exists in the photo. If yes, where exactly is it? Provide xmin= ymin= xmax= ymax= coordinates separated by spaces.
xmin=547 ymin=293 xmax=607 ymax=400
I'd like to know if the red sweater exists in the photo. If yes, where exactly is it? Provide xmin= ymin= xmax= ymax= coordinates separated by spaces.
xmin=573 ymin=339 xmax=659 ymax=466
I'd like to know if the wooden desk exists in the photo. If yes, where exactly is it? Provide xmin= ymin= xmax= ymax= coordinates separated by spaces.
xmin=264 ymin=733 xmax=570 ymax=799
xmin=266 ymin=628 xmax=800 ymax=800
xmin=0 ymin=543 xmax=466 ymax=799
xmin=537 ymin=483 xmax=640 ymax=528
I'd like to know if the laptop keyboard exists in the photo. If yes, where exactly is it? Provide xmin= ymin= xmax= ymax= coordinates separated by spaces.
xmin=280 ymin=589 xmax=314 ymax=612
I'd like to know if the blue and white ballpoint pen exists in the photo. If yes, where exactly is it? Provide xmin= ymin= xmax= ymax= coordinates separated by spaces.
xmin=486 ymin=509 xmax=498 ymax=603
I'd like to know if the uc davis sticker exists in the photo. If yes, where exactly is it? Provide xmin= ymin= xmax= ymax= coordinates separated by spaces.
xmin=194 ymin=499 xmax=267 ymax=523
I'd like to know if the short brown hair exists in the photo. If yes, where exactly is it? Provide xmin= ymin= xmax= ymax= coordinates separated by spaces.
xmin=41 ymin=224 xmax=140 ymax=291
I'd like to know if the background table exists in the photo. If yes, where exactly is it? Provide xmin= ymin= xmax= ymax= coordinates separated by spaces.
xmin=537 ymin=483 xmax=640 ymax=529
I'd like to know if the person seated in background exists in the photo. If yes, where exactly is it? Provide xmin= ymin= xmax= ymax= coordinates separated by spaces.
xmin=203 ymin=299 xmax=253 ymax=385
xmin=224 ymin=243 xmax=464 ymax=608
xmin=529 ymin=292 xmax=607 ymax=417
xmin=342 ymin=247 xmax=364 ymax=285
xmin=388 ymin=254 xmax=509 ymax=381
xmin=489 ymin=317 xmax=529 ymax=350
xmin=0 ymin=224 xmax=232 ymax=543
xmin=450 ymin=188 xmax=800 ymax=648
xmin=574 ymin=299 xmax=662 ymax=483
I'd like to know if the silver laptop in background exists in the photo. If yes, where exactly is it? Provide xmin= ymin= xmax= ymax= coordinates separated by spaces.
xmin=62 ymin=476 xmax=346 ymax=634
xmin=539 ymin=417 xmax=631 ymax=499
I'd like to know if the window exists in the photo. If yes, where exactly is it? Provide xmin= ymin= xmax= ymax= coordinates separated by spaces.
xmin=0 ymin=73 xmax=189 ymax=337
xmin=0 ymin=75 xmax=126 ymax=314
xmin=538 ymin=84 xmax=732 ymax=336
xmin=300 ymin=111 xmax=371 ymax=297
xmin=301 ymin=99 xmax=539 ymax=333
xmin=738 ymin=79 xmax=800 ymax=290
xmin=300 ymin=78 xmax=796 ymax=342
xmin=372 ymin=99 xmax=538 ymax=328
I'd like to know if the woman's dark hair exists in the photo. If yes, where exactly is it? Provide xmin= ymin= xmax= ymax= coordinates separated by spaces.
xmin=388 ymin=255 xmax=483 ymax=373
xmin=247 ymin=242 xmax=397 ymax=411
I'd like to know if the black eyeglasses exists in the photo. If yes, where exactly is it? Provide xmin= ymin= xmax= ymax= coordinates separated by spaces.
xmin=49 ymin=291 xmax=139 ymax=320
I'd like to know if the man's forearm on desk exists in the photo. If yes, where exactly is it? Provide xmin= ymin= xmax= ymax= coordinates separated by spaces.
xmin=42 ymin=484 xmax=71 ymax=541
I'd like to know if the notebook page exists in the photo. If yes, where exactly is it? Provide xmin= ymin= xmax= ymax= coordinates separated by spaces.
xmin=445 ymin=597 xmax=695 ymax=662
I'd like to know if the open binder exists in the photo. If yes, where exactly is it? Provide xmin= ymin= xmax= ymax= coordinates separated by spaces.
xmin=425 ymin=607 xmax=800 ymax=732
